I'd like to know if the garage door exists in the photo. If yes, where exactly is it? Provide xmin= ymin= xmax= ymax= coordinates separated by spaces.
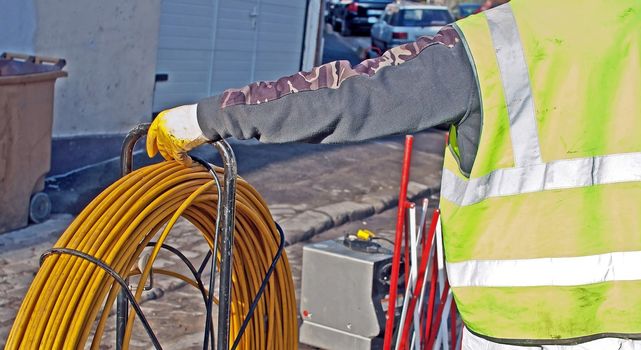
xmin=154 ymin=0 xmax=307 ymax=112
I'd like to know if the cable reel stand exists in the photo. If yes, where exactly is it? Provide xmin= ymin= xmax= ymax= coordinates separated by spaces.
xmin=116 ymin=123 xmax=237 ymax=350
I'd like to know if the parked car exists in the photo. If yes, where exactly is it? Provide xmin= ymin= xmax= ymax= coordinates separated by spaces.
xmin=454 ymin=3 xmax=482 ymax=19
xmin=325 ymin=0 xmax=342 ymax=22
xmin=371 ymin=3 xmax=454 ymax=51
xmin=331 ymin=0 xmax=394 ymax=36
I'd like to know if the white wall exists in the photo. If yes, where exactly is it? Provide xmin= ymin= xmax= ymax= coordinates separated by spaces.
xmin=302 ymin=0 xmax=323 ymax=70
xmin=0 ymin=0 xmax=37 ymax=54
xmin=1 ymin=0 xmax=161 ymax=137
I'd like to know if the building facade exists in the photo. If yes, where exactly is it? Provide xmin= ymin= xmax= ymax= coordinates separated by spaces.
xmin=0 ymin=0 xmax=320 ymax=139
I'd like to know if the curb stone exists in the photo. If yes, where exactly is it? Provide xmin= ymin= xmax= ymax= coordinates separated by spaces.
xmin=282 ymin=181 xmax=439 ymax=245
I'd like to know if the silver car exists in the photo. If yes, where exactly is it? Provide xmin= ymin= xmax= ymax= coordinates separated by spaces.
xmin=371 ymin=3 xmax=454 ymax=52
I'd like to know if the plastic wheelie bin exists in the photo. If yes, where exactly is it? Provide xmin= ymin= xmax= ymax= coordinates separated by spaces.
xmin=0 ymin=52 xmax=67 ymax=234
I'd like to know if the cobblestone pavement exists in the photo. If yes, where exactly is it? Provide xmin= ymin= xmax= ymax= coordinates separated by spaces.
xmin=0 ymin=214 xmax=75 ymax=345
xmin=0 ymin=131 xmax=444 ymax=348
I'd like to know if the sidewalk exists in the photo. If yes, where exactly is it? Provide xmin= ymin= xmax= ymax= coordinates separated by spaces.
xmin=0 ymin=130 xmax=444 ymax=348
xmin=321 ymin=24 xmax=370 ymax=65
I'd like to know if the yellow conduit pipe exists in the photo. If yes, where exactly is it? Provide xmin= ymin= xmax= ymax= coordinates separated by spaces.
xmin=6 ymin=161 xmax=298 ymax=349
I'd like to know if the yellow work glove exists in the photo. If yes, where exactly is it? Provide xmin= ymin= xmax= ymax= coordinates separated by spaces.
xmin=146 ymin=104 xmax=210 ymax=163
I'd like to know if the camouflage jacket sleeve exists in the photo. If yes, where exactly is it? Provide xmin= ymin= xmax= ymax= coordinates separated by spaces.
xmin=197 ymin=26 xmax=479 ymax=146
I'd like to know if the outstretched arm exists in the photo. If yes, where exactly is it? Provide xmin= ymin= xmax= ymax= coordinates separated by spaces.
xmin=147 ymin=26 xmax=478 ymax=160
xmin=199 ymin=26 xmax=475 ymax=143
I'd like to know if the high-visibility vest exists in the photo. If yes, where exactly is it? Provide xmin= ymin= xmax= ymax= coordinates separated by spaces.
xmin=442 ymin=0 xmax=641 ymax=345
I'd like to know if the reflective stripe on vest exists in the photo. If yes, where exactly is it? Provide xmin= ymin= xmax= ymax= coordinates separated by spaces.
xmin=448 ymin=250 xmax=641 ymax=288
xmin=486 ymin=5 xmax=542 ymax=167
xmin=442 ymin=151 xmax=641 ymax=206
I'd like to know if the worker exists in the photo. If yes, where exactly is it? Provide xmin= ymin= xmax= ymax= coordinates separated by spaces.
xmin=146 ymin=0 xmax=641 ymax=348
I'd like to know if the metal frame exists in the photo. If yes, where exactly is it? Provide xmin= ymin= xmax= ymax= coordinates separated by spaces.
xmin=116 ymin=123 xmax=237 ymax=350
xmin=35 ymin=124 xmax=286 ymax=349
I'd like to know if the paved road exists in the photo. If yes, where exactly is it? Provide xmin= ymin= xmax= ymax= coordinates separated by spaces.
xmin=322 ymin=24 xmax=372 ymax=65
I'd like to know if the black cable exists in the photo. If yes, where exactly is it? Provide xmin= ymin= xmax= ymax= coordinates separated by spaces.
xmin=40 ymin=248 xmax=163 ymax=350
xmin=191 ymin=156 xmax=223 ymax=350
xmin=230 ymin=222 xmax=285 ymax=350
xmin=198 ymin=251 xmax=212 ymax=276
xmin=148 ymin=243 xmax=208 ymax=299
xmin=194 ymin=248 xmax=213 ymax=345
xmin=372 ymin=236 xmax=395 ymax=246
xmin=146 ymin=242 xmax=215 ymax=339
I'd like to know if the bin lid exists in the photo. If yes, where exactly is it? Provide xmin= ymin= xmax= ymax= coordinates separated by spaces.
xmin=0 ymin=60 xmax=62 ymax=76
xmin=0 ymin=55 xmax=67 ymax=85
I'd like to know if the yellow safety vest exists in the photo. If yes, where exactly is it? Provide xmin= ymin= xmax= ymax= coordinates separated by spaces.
xmin=442 ymin=0 xmax=641 ymax=344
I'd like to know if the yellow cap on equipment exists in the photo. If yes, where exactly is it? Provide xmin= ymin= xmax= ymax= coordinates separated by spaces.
xmin=356 ymin=229 xmax=375 ymax=241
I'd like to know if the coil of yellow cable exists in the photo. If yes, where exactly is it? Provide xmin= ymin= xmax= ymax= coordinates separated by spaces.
xmin=6 ymin=161 xmax=298 ymax=349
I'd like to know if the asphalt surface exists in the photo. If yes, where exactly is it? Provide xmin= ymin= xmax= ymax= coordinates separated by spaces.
xmin=322 ymin=31 xmax=363 ymax=65
xmin=322 ymin=23 xmax=372 ymax=65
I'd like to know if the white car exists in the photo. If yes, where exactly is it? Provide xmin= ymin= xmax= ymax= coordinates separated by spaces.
xmin=371 ymin=3 xmax=454 ymax=52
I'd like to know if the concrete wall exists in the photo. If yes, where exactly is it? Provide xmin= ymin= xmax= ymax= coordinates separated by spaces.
xmin=0 ymin=0 xmax=37 ymax=54
xmin=0 ymin=0 xmax=161 ymax=137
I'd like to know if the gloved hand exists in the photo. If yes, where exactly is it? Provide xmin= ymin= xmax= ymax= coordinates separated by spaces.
xmin=146 ymin=104 xmax=210 ymax=163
